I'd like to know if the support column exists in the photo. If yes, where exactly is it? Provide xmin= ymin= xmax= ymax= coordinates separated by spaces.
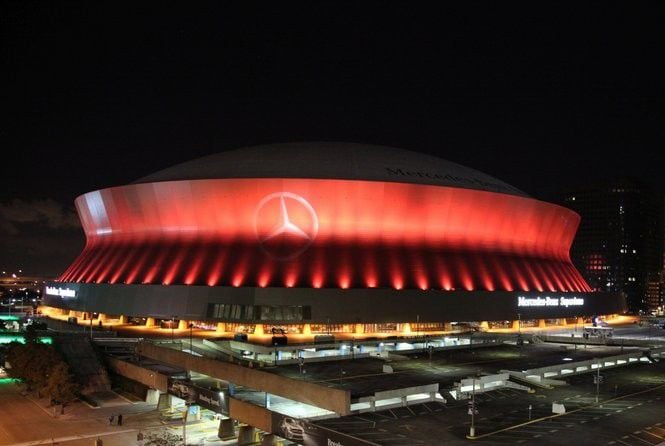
xmin=401 ymin=323 xmax=412 ymax=335
xmin=237 ymin=425 xmax=256 ymax=445
xmin=146 ymin=317 xmax=155 ymax=328
xmin=511 ymin=320 xmax=520 ymax=331
xmin=156 ymin=393 xmax=172 ymax=411
xmin=119 ymin=315 xmax=127 ymax=324
xmin=480 ymin=321 xmax=489 ymax=330
xmin=577 ymin=317 xmax=585 ymax=326
xmin=68 ymin=310 xmax=76 ymax=317
xmin=145 ymin=389 xmax=160 ymax=405
xmin=538 ymin=319 xmax=547 ymax=328
xmin=354 ymin=323 xmax=365 ymax=334
xmin=216 ymin=322 xmax=226 ymax=333
xmin=218 ymin=418 xmax=236 ymax=440
xmin=260 ymin=433 xmax=275 ymax=446
xmin=97 ymin=313 xmax=107 ymax=322
xmin=178 ymin=319 xmax=189 ymax=330
xmin=254 ymin=324 xmax=264 ymax=336
xmin=302 ymin=323 xmax=311 ymax=335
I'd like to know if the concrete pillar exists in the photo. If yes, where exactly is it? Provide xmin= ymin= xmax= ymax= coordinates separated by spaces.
xmin=512 ymin=320 xmax=520 ymax=331
xmin=119 ymin=315 xmax=127 ymax=324
xmin=302 ymin=323 xmax=311 ymax=335
xmin=538 ymin=319 xmax=547 ymax=328
xmin=354 ymin=323 xmax=365 ymax=334
xmin=216 ymin=322 xmax=226 ymax=333
xmin=401 ymin=396 xmax=407 ymax=407
xmin=146 ymin=389 xmax=160 ymax=405
xmin=237 ymin=425 xmax=256 ymax=445
xmin=402 ymin=323 xmax=412 ymax=334
xmin=218 ymin=418 xmax=236 ymax=440
xmin=480 ymin=321 xmax=489 ymax=330
xmin=156 ymin=393 xmax=172 ymax=411
xmin=260 ymin=433 xmax=275 ymax=446
xmin=254 ymin=324 xmax=264 ymax=336
xmin=146 ymin=317 xmax=155 ymax=328
xmin=178 ymin=319 xmax=189 ymax=330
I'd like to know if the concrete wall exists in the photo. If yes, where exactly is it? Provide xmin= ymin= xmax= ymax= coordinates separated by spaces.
xmin=136 ymin=341 xmax=351 ymax=415
xmin=229 ymin=398 xmax=273 ymax=432
xmin=106 ymin=357 xmax=169 ymax=392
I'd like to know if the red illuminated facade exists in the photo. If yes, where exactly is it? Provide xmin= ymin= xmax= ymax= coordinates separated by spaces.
xmin=45 ymin=143 xmax=623 ymax=326
xmin=59 ymin=178 xmax=589 ymax=293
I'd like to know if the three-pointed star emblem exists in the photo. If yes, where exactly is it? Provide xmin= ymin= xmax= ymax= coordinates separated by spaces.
xmin=254 ymin=192 xmax=319 ymax=260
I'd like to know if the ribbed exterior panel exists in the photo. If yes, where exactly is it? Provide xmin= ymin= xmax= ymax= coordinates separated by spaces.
xmin=58 ymin=178 xmax=591 ymax=292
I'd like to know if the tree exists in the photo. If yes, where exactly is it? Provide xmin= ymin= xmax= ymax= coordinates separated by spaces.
xmin=6 ymin=341 xmax=61 ymax=396
xmin=45 ymin=361 xmax=79 ymax=413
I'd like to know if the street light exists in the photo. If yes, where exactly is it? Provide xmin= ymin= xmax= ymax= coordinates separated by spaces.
xmin=189 ymin=323 xmax=194 ymax=353
xmin=469 ymin=374 xmax=477 ymax=437
xmin=595 ymin=358 xmax=601 ymax=404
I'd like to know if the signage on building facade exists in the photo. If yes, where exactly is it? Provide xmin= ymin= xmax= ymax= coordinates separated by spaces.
xmin=517 ymin=295 xmax=584 ymax=308
xmin=167 ymin=378 xmax=227 ymax=414
xmin=271 ymin=412 xmax=376 ymax=446
xmin=45 ymin=286 xmax=76 ymax=298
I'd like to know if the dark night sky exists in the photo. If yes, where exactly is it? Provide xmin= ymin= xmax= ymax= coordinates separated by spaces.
xmin=1 ymin=2 xmax=664 ymax=276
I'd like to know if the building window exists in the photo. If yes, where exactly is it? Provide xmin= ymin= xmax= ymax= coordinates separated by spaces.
xmin=207 ymin=303 xmax=310 ymax=321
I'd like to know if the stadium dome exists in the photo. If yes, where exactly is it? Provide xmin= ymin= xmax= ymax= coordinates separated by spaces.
xmin=135 ymin=142 xmax=528 ymax=198
xmin=57 ymin=142 xmax=589 ymax=294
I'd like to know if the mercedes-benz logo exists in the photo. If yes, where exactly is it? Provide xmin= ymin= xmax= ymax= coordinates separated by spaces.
xmin=254 ymin=192 xmax=319 ymax=261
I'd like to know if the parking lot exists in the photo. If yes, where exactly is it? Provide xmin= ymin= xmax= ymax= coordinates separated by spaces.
xmin=314 ymin=362 xmax=665 ymax=445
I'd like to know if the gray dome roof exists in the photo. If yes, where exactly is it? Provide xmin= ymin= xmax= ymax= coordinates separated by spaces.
xmin=135 ymin=142 xmax=528 ymax=197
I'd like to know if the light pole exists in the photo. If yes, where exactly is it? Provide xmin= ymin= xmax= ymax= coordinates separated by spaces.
xmin=182 ymin=402 xmax=190 ymax=446
xmin=595 ymin=359 xmax=601 ymax=404
xmin=189 ymin=323 xmax=193 ymax=353
xmin=469 ymin=375 xmax=476 ymax=438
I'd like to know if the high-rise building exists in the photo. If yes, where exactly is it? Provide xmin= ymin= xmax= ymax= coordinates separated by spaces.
xmin=563 ymin=179 xmax=664 ymax=314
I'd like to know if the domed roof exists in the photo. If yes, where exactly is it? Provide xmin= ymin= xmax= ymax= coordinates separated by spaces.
xmin=135 ymin=142 xmax=528 ymax=197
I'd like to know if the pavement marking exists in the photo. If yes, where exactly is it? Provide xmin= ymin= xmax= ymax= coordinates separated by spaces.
xmin=628 ymin=434 xmax=655 ymax=445
xmin=641 ymin=429 xmax=664 ymax=440
xmin=465 ymin=382 xmax=665 ymax=441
